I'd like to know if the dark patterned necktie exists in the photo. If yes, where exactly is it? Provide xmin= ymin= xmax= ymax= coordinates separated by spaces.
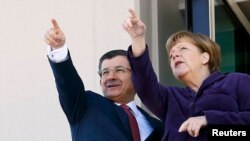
xmin=120 ymin=104 xmax=141 ymax=141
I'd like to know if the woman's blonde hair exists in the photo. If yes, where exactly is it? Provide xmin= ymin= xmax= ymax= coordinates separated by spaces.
xmin=166 ymin=31 xmax=221 ymax=72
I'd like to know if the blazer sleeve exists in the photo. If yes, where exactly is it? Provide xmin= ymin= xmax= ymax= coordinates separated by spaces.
xmin=49 ymin=51 xmax=87 ymax=125
xmin=127 ymin=45 xmax=169 ymax=121
xmin=204 ymin=73 xmax=250 ymax=124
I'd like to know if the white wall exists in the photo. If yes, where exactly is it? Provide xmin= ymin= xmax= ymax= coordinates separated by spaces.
xmin=0 ymin=0 xmax=134 ymax=140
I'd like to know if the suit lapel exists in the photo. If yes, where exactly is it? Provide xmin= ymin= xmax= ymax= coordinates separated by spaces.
xmin=137 ymin=106 xmax=164 ymax=141
xmin=137 ymin=106 xmax=157 ymax=129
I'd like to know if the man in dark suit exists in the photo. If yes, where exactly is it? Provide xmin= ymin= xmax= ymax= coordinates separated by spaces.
xmin=44 ymin=19 xmax=164 ymax=141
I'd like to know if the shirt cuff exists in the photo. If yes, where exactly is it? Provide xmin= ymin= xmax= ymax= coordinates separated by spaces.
xmin=47 ymin=44 xmax=69 ymax=63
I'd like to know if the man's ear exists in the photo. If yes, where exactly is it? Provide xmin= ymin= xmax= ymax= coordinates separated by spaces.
xmin=201 ymin=52 xmax=210 ymax=64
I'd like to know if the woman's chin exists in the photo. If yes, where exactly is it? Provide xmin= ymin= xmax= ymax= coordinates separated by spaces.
xmin=174 ymin=71 xmax=188 ymax=80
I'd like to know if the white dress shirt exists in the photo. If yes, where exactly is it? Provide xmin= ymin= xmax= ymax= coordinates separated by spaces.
xmin=47 ymin=44 xmax=68 ymax=62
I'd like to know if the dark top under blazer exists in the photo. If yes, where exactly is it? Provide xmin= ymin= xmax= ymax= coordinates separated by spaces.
xmin=48 ymin=53 xmax=164 ymax=141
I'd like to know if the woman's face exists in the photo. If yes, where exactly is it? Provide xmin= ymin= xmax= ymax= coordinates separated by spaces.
xmin=169 ymin=39 xmax=209 ymax=80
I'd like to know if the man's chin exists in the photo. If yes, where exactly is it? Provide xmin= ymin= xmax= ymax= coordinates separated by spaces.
xmin=105 ymin=93 xmax=119 ymax=99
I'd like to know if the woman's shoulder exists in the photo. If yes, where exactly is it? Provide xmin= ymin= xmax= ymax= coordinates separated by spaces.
xmin=224 ymin=72 xmax=250 ymax=80
xmin=225 ymin=72 xmax=249 ymax=77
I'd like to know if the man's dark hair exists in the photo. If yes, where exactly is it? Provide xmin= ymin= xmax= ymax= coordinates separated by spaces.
xmin=98 ymin=49 xmax=128 ymax=71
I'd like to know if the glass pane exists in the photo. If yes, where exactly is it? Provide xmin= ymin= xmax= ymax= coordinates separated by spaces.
xmin=214 ymin=0 xmax=250 ymax=74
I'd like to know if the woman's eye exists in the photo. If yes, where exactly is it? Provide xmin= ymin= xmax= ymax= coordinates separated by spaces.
xmin=180 ymin=47 xmax=187 ymax=50
xmin=169 ymin=54 xmax=173 ymax=59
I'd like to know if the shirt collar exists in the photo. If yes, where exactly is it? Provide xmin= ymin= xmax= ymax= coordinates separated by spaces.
xmin=116 ymin=101 xmax=139 ymax=117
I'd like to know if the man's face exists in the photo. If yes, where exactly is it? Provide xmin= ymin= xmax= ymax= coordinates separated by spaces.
xmin=100 ymin=56 xmax=135 ymax=103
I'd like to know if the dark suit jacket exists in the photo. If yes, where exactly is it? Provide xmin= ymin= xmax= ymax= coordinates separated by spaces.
xmin=49 ymin=54 xmax=164 ymax=141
